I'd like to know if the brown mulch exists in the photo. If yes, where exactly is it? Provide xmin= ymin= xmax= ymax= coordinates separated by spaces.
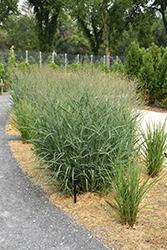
xmin=6 ymin=107 xmax=167 ymax=250
xmin=140 ymin=103 xmax=167 ymax=113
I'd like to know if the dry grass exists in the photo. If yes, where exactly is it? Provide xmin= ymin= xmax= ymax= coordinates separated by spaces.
xmin=7 ymin=124 xmax=167 ymax=250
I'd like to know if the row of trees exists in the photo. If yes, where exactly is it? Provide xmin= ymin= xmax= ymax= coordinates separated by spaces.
xmin=0 ymin=1 xmax=167 ymax=65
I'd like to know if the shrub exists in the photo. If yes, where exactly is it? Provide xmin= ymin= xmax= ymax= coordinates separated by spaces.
xmin=106 ymin=159 xmax=163 ymax=227
xmin=138 ymin=50 xmax=156 ymax=103
xmin=125 ymin=42 xmax=144 ymax=79
xmin=6 ymin=46 xmax=17 ymax=89
xmin=17 ymin=61 xmax=30 ymax=71
xmin=147 ymin=43 xmax=162 ymax=73
xmin=0 ymin=63 xmax=7 ymax=92
xmin=98 ymin=64 xmax=110 ymax=73
xmin=0 ymin=63 xmax=5 ymax=80
xmin=111 ymin=62 xmax=124 ymax=74
xmin=155 ymin=52 xmax=167 ymax=107
xmin=68 ymin=62 xmax=82 ymax=72
xmin=49 ymin=62 xmax=60 ymax=70
xmin=140 ymin=117 xmax=167 ymax=177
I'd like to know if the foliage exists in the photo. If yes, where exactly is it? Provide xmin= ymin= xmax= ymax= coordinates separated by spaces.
xmin=68 ymin=0 xmax=103 ymax=56
xmin=147 ymin=0 xmax=167 ymax=37
xmin=17 ymin=61 xmax=30 ymax=71
xmin=2 ymin=13 xmax=38 ymax=51
xmin=68 ymin=0 xmax=138 ymax=61
xmin=111 ymin=63 xmax=124 ymax=74
xmin=140 ymin=118 xmax=167 ymax=177
xmin=106 ymin=159 xmax=163 ymax=227
xmin=10 ymin=66 xmax=141 ymax=194
xmin=98 ymin=64 xmax=110 ymax=73
xmin=129 ymin=8 xmax=153 ymax=48
xmin=0 ymin=63 xmax=5 ymax=81
xmin=155 ymin=51 xmax=167 ymax=107
xmin=114 ymin=23 xmax=138 ymax=56
xmin=29 ymin=0 xmax=63 ymax=52
xmin=147 ymin=43 xmax=162 ymax=72
xmin=0 ymin=0 xmax=19 ymax=24
xmin=68 ymin=63 xmax=82 ymax=72
xmin=6 ymin=46 xmax=17 ymax=89
xmin=125 ymin=42 xmax=144 ymax=79
xmin=138 ymin=50 xmax=156 ymax=103
xmin=0 ymin=63 xmax=7 ymax=92
xmin=53 ymin=13 xmax=91 ymax=55
xmin=49 ymin=62 xmax=60 ymax=70
xmin=151 ymin=14 xmax=167 ymax=47
xmin=10 ymin=99 xmax=35 ymax=142
xmin=8 ymin=46 xmax=16 ymax=67
xmin=138 ymin=43 xmax=162 ymax=103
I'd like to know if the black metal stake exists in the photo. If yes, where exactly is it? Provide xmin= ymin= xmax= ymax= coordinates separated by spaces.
xmin=71 ymin=178 xmax=79 ymax=203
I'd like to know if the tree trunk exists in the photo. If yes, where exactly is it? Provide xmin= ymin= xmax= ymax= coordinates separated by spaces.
xmin=105 ymin=44 xmax=110 ymax=68
xmin=101 ymin=8 xmax=110 ymax=68
xmin=161 ymin=0 xmax=167 ymax=37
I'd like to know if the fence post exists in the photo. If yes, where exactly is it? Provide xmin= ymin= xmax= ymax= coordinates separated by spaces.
xmin=26 ymin=50 xmax=28 ymax=63
xmin=12 ymin=49 xmax=14 ymax=57
xmin=39 ymin=51 xmax=42 ymax=67
xmin=65 ymin=53 xmax=67 ymax=73
xmin=91 ymin=55 xmax=93 ymax=64
xmin=52 ymin=52 xmax=54 ymax=63
xmin=77 ymin=54 xmax=79 ymax=64
xmin=103 ymin=55 xmax=106 ymax=65
xmin=116 ymin=56 xmax=118 ymax=64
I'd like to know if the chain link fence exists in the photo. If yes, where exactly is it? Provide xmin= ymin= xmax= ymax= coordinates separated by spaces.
xmin=0 ymin=49 xmax=126 ymax=71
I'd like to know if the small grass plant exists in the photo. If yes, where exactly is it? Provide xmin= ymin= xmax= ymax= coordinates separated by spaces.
xmin=106 ymin=159 xmax=164 ymax=227
xmin=140 ymin=117 xmax=167 ymax=177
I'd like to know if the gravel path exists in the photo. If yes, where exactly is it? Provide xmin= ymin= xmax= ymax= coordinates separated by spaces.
xmin=0 ymin=94 xmax=110 ymax=250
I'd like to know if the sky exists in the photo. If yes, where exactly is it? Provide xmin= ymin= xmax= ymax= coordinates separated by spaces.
xmin=18 ymin=0 xmax=24 ymax=8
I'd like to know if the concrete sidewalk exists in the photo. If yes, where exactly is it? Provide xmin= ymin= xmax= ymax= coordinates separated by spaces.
xmin=0 ymin=94 xmax=110 ymax=250
xmin=138 ymin=109 xmax=167 ymax=131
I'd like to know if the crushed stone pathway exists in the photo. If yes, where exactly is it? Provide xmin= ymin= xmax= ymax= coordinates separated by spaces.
xmin=0 ymin=94 xmax=110 ymax=250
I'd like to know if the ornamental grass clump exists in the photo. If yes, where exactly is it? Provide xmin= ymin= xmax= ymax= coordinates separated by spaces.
xmin=140 ymin=118 xmax=167 ymax=177
xmin=9 ymin=66 xmax=141 ymax=194
xmin=106 ymin=160 xmax=163 ymax=227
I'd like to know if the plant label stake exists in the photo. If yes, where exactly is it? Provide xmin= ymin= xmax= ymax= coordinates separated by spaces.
xmin=71 ymin=178 xmax=80 ymax=203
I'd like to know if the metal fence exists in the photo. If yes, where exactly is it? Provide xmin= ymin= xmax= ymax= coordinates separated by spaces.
xmin=0 ymin=49 xmax=126 ymax=71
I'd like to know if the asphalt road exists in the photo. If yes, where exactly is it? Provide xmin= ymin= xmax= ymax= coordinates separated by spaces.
xmin=0 ymin=94 xmax=110 ymax=250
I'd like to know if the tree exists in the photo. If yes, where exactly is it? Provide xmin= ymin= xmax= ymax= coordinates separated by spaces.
xmin=28 ymin=0 xmax=63 ymax=52
xmin=20 ymin=0 xmax=33 ymax=16
xmin=0 ymin=0 xmax=19 ymax=24
xmin=149 ymin=0 xmax=167 ymax=37
xmin=125 ymin=42 xmax=144 ymax=79
xmin=100 ymin=0 xmax=135 ymax=67
xmin=151 ymin=12 xmax=167 ymax=47
xmin=2 ymin=14 xmax=38 ymax=50
xmin=53 ymin=13 xmax=91 ymax=54
xmin=69 ymin=0 xmax=136 ymax=67
xmin=114 ymin=23 xmax=138 ymax=56
xmin=69 ymin=0 xmax=104 ymax=57
xmin=134 ymin=0 xmax=167 ymax=44
xmin=126 ymin=0 xmax=154 ymax=48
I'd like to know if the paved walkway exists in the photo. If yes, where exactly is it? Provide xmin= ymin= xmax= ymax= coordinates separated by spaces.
xmin=0 ymin=94 xmax=110 ymax=250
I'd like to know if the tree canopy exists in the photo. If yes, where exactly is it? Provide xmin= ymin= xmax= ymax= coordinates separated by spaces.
xmin=149 ymin=0 xmax=167 ymax=37
xmin=29 ymin=0 xmax=63 ymax=52
xmin=0 ymin=0 xmax=166 ymax=55
xmin=0 ymin=0 xmax=19 ymax=24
